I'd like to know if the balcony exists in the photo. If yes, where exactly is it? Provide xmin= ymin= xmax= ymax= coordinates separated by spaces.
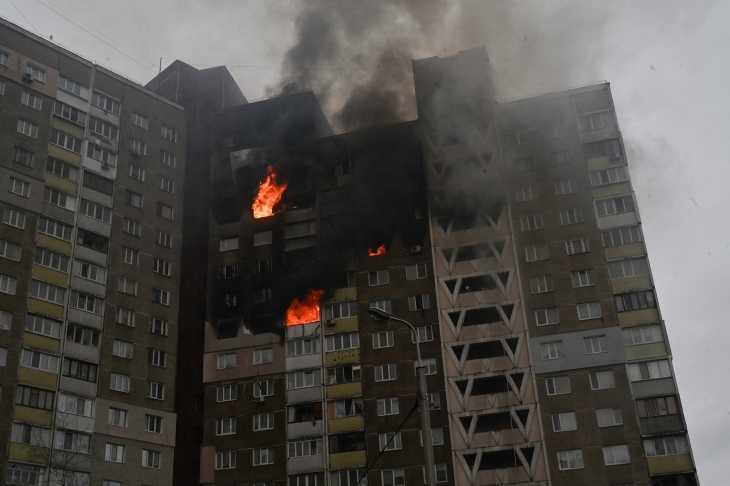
xmin=329 ymin=450 xmax=366 ymax=470
xmin=647 ymin=454 xmax=694 ymax=475
xmin=288 ymin=420 xmax=324 ymax=439
xmin=328 ymin=416 xmax=364 ymax=434
xmin=611 ymin=275 xmax=652 ymax=294
xmin=605 ymin=242 xmax=644 ymax=260
xmin=288 ymin=454 xmax=325 ymax=474
xmin=640 ymin=415 xmax=684 ymax=436
xmin=325 ymin=349 xmax=360 ymax=367
xmin=618 ymin=308 xmax=660 ymax=327
xmin=324 ymin=317 xmax=358 ymax=335
xmin=626 ymin=342 xmax=668 ymax=361
xmin=326 ymin=382 xmax=362 ymax=400
xmin=22 ymin=331 xmax=59 ymax=354
xmin=288 ymin=386 xmax=323 ymax=404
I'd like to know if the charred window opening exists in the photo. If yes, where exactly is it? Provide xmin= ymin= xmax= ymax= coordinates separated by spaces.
xmin=479 ymin=449 xmax=520 ymax=470
xmin=475 ymin=412 xmax=514 ymax=433
xmin=326 ymin=364 xmax=361 ymax=385
xmin=460 ymin=275 xmax=499 ymax=293
xmin=455 ymin=244 xmax=493 ymax=262
xmin=584 ymin=138 xmax=622 ymax=159
xmin=463 ymin=307 xmax=502 ymax=327
xmin=288 ymin=402 xmax=323 ymax=423
xmin=471 ymin=375 xmax=510 ymax=396
xmin=329 ymin=432 xmax=366 ymax=454
xmin=466 ymin=341 xmax=507 ymax=360
xmin=219 ymin=294 xmax=238 ymax=309
xmin=337 ymin=270 xmax=356 ymax=289
xmin=76 ymin=229 xmax=109 ymax=254
xmin=254 ymin=258 xmax=273 ymax=274
xmin=215 ymin=319 xmax=239 ymax=339
xmin=220 ymin=264 xmax=239 ymax=279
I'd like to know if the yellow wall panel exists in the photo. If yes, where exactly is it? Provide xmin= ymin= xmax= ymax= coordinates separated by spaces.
xmin=605 ymin=243 xmax=645 ymax=260
xmin=626 ymin=342 xmax=668 ymax=361
xmin=592 ymin=182 xmax=632 ymax=200
xmin=48 ymin=144 xmax=81 ymax=165
xmin=611 ymin=274 xmax=652 ymax=293
xmin=27 ymin=298 xmax=64 ymax=319
xmin=32 ymin=265 xmax=68 ymax=287
xmin=13 ymin=406 xmax=53 ymax=426
xmin=44 ymin=172 xmax=77 ymax=194
xmin=647 ymin=454 xmax=693 ymax=475
xmin=333 ymin=287 xmax=356 ymax=301
xmin=325 ymin=317 xmax=359 ymax=335
xmin=18 ymin=367 xmax=58 ymax=389
xmin=36 ymin=233 xmax=71 ymax=255
xmin=618 ymin=308 xmax=660 ymax=327
xmin=51 ymin=117 xmax=86 ymax=138
xmin=325 ymin=349 xmax=360 ymax=367
xmin=329 ymin=451 xmax=367 ymax=469
xmin=326 ymin=382 xmax=362 ymax=400
xmin=328 ymin=416 xmax=364 ymax=434
xmin=23 ymin=332 xmax=60 ymax=354
xmin=9 ymin=443 xmax=49 ymax=463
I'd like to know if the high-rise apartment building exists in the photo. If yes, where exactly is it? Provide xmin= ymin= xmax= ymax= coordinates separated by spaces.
xmin=0 ymin=15 xmax=698 ymax=486
xmin=0 ymin=18 xmax=185 ymax=486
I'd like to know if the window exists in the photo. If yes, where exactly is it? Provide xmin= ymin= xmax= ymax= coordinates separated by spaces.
xmin=37 ymin=216 xmax=70 ymax=240
xmin=554 ymin=179 xmax=577 ymax=195
xmin=541 ymin=341 xmax=564 ymax=360
xmin=50 ymin=129 xmax=83 ymax=153
xmin=108 ymin=407 xmax=128 ymax=426
xmin=571 ymin=269 xmax=595 ymax=287
xmin=150 ymin=317 xmax=168 ymax=335
xmin=286 ymin=338 xmax=319 ymax=357
xmin=603 ymin=445 xmax=630 ymax=465
xmin=122 ymin=218 xmax=141 ymax=237
xmin=220 ymin=236 xmax=239 ymax=251
xmin=145 ymin=415 xmax=163 ymax=433
xmin=253 ymin=447 xmax=274 ymax=465
xmin=550 ymin=151 xmax=571 ymax=167
xmin=546 ymin=376 xmax=570 ymax=395
xmin=58 ymin=75 xmax=88 ymax=98
xmin=15 ymin=385 xmax=54 ymax=410
xmin=89 ymin=117 xmax=119 ymax=140
xmin=552 ymin=412 xmax=577 ymax=431
xmin=0 ymin=309 xmax=11 ymax=330
xmin=382 ymin=469 xmax=404 ymax=486
xmin=159 ymin=175 xmax=175 ymax=193
xmin=585 ymin=138 xmax=622 ymax=158
xmin=284 ymin=220 xmax=316 ymax=239
xmin=623 ymin=324 xmax=663 ymax=346
xmin=54 ymin=102 xmax=84 ymax=125
xmin=368 ymin=269 xmax=389 ymax=286
xmin=20 ymin=92 xmax=42 ymax=110
xmin=216 ymin=451 xmax=236 ymax=470
xmin=513 ymin=157 xmax=533 ymax=172
xmin=147 ymin=381 xmax=165 ymax=400
xmin=577 ymin=302 xmax=602 ymax=320
xmin=152 ymin=287 xmax=170 ymax=305
xmin=515 ymin=185 xmax=538 ymax=202
xmin=157 ymin=230 xmax=173 ymax=247
xmin=157 ymin=202 xmax=173 ymax=220
xmin=330 ymin=468 xmax=366 ymax=486
xmin=103 ymin=481 xmax=122 ymax=486
xmin=217 ymin=353 xmax=237 ymax=370
xmin=26 ymin=64 xmax=46 ymax=82
xmin=160 ymin=149 xmax=176 ymax=167
xmin=92 ymin=91 xmax=120 ymax=114
xmin=636 ymin=395 xmax=679 ymax=418
xmin=579 ymin=111 xmax=617 ymax=131
xmin=9 ymin=178 xmax=30 ymax=198
xmin=628 ymin=359 xmax=672 ymax=382
xmin=131 ymin=112 xmax=148 ymax=129
xmin=253 ymin=348 xmax=273 ymax=364
xmin=63 ymin=357 xmax=98 ymax=382
xmin=25 ymin=314 xmax=61 ymax=338
xmin=0 ymin=275 xmax=17 ymax=295
xmin=324 ymin=301 xmax=358 ymax=320
xmin=412 ymin=325 xmax=434 ymax=343
xmin=414 ymin=358 xmax=438 ymax=376
xmin=87 ymin=143 xmax=116 ymax=166
xmin=557 ymin=450 xmax=584 ymax=470
xmin=535 ymin=308 xmax=559 ymax=326
xmin=142 ymin=449 xmax=161 ymax=469
xmin=13 ymin=147 xmax=34 ymax=167
xmin=217 ymin=384 xmax=237 ymax=402
xmin=329 ymin=397 xmax=363 ymax=418
xmin=152 ymin=257 xmax=172 ymax=276
xmin=289 ymin=437 xmax=324 ymax=457
xmin=530 ymin=275 xmax=554 ymax=294
xmin=583 ymin=335 xmax=607 ymax=354
xmin=5 ymin=463 xmax=44 ymax=486
xmin=254 ymin=412 xmax=274 ymax=431
xmin=58 ymin=393 xmax=92 ymax=417
xmin=0 ymin=51 xmax=8 ymax=66
xmin=595 ymin=195 xmax=634 ymax=217
xmin=118 ymin=277 xmax=137 ymax=295
xmin=326 ymin=364 xmax=360 ymax=385
xmin=644 ymin=436 xmax=689 ymax=458
xmin=79 ymin=199 xmax=112 ymax=223
xmin=379 ymin=432 xmax=402 ymax=451
xmin=66 ymin=324 xmax=100 ymax=347
xmin=545 ymin=124 xmax=567 ymax=139
xmin=566 ymin=238 xmax=590 ymax=255
xmin=128 ymin=164 xmax=145 ymax=182
xmin=375 ymin=363 xmax=397 ymax=382
xmin=326 ymin=332 xmax=359 ymax=351
xmin=406 ymin=263 xmax=427 ymax=280
xmin=17 ymin=119 xmax=39 ymax=138
xmin=46 ymin=157 xmax=78 ymax=181
xmin=3 ymin=209 xmax=25 ymax=228
xmin=220 ymin=263 xmax=239 ymax=279
xmin=560 ymin=208 xmax=584 ymax=225
xmin=370 ymin=300 xmax=392 ymax=315
xmin=596 ymin=407 xmax=623 ymax=427
xmin=252 ymin=289 xmax=270 ymax=304
xmin=288 ymin=402 xmax=322 ymax=423
xmin=110 ymin=373 xmax=131 ymax=392
xmin=113 ymin=309 xmax=134 ymax=328
xmin=377 ymin=397 xmax=399 ymax=416
xmin=520 ymin=214 xmax=543 ymax=231
xmin=602 ymin=225 xmax=642 ymax=247
xmin=252 ymin=230 xmax=272 ymax=246
xmin=608 ymin=257 xmax=649 ymax=279
xmin=148 ymin=349 xmax=166 ymax=367
xmin=161 ymin=125 xmax=177 ymax=142
xmin=254 ymin=379 xmax=275 ymax=397
xmin=615 ymin=290 xmax=656 ymax=312
xmin=125 ymin=190 xmax=143 ymax=208
xmin=373 ymin=331 xmax=394 ymax=349
xmin=29 ymin=280 xmax=66 ymax=304
xmin=0 ymin=346 xmax=6 ymax=366
xmin=589 ymin=370 xmax=616 ymax=390
xmin=254 ymin=258 xmax=273 ymax=274
xmin=11 ymin=423 xmax=51 ymax=447
xmin=44 ymin=186 xmax=76 ymax=210
xmin=428 ymin=427 xmax=444 ymax=445
xmin=105 ymin=443 xmax=125 ymax=463
xmin=525 ymin=244 xmax=548 ymax=262
xmin=590 ymin=167 xmax=628 ymax=188
xmin=289 ymin=369 xmax=321 ymax=389
xmin=54 ymin=430 xmax=91 ymax=453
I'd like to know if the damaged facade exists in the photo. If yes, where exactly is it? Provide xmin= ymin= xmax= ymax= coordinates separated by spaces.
xmin=0 ymin=14 xmax=697 ymax=486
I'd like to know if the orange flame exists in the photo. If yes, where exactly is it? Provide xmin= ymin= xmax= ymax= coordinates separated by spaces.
xmin=286 ymin=289 xmax=325 ymax=326
xmin=368 ymin=243 xmax=387 ymax=256
xmin=252 ymin=166 xmax=288 ymax=218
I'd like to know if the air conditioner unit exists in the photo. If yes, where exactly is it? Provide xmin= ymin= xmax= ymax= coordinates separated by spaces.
xmin=609 ymin=152 xmax=622 ymax=160
xmin=101 ymin=160 xmax=111 ymax=170
xmin=325 ymin=319 xmax=336 ymax=327
xmin=22 ymin=72 xmax=33 ymax=83
xmin=410 ymin=245 xmax=422 ymax=254
xmin=255 ymin=396 xmax=265 ymax=403
xmin=131 ymin=148 xmax=141 ymax=156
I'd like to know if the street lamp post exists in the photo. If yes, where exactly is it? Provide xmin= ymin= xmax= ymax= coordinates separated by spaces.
xmin=367 ymin=308 xmax=437 ymax=486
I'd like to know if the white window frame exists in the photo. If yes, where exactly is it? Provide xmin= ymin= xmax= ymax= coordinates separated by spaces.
xmin=515 ymin=185 xmax=538 ymax=202
xmin=589 ymin=371 xmax=616 ymax=390
xmin=377 ymin=397 xmax=399 ymax=416
xmin=552 ymin=412 xmax=577 ymax=432
xmin=520 ymin=214 xmax=543 ymax=231
xmin=602 ymin=445 xmax=630 ymax=466
xmin=530 ymin=275 xmax=553 ymax=294
xmin=525 ymin=244 xmax=548 ymax=262
xmin=566 ymin=238 xmax=590 ymax=255
xmin=596 ymin=407 xmax=623 ymax=428
xmin=546 ymin=376 xmax=571 ymax=396
xmin=217 ymin=353 xmax=237 ymax=370
xmin=584 ymin=335 xmax=607 ymax=354
xmin=379 ymin=432 xmax=402 ymax=451
xmin=535 ymin=308 xmax=559 ymax=326
xmin=373 ymin=331 xmax=394 ymax=349
xmin=557 ymin=450 xmax=584 ymax=470
xmin=375 ymin=363 xmax=397 ymax=382
xmin=577 ymin=302 xmax=602 ymax=320
xmin=541 ymin=341 xmax=564 ymax=360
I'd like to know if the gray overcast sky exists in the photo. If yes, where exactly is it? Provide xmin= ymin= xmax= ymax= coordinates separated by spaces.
xmin=2 ymin=0 xmax=726 ymax=482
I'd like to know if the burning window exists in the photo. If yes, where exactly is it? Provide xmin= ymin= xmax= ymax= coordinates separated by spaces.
xmin=368 ymin=270 xmax=389 ymax=286
xmin=252 ymin=165 xmax=287 ymax=218
xmin=286 ymin=290 xmax=324 ymax=326
xmin=368 ymin=244 xmax=386 ymax=257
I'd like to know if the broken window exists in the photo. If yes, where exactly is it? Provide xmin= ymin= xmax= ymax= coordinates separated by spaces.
xmin=327 ymin=364 xmax=361 ymax=385
xmin=338 ymin=270 xmax=356 ymax=288
xmin=220 ymin=263 xmax=239 ymax=279
xmin=254 ymin=258 xmax=273 ymax=274
xmin=289 ymin=402 xmax=322 ymax=423
xmin=408 ymin=294 xmax=430 ymax=311
xmin=584 ymin=138 xmax=622 ymax=158
xmin=328 ymin=397 xmax=363 ymax=418
xmin=530 ymin=275 xmax=553 ymax=294
xmin=329 ymin=432 xmax=366 ymax=454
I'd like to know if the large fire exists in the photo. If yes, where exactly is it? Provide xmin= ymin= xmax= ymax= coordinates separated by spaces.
xmin=286 ymin=289 xmax=325 ymax=326
xmin=252 ymin=166 xmax=288 ymax=218
xmin=368 ymin=243 xmax=387 ymax=256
